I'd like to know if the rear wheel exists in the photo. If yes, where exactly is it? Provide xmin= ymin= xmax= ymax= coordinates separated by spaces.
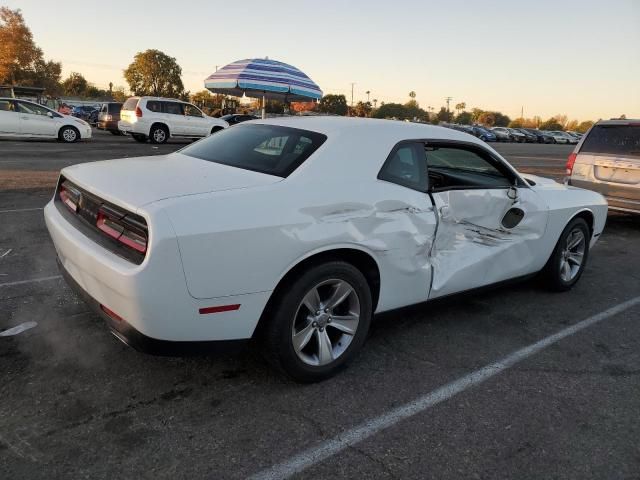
xmin=260 ymin=261 xmax=373 ymax=382
xmin=149 ymin=124 xmax=169 ymax=144
xmin=541 ymin=217 xmax=590 ymax=291
xmin=58 ymin=126 xmax=79 ymax=143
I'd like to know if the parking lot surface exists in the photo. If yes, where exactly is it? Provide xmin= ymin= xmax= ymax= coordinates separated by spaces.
xmin=1 ymin=130 xmax=639 ymax=479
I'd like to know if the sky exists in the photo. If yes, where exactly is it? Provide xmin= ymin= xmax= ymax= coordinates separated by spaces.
xmin=4 ymin=0 xmax=639 ymax=120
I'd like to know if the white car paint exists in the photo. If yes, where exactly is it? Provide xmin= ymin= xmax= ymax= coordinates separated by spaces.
xmin=547 ymin=131 xmax=577 ymax=144
xmin=117 ymin=96 xmax=228 ymax=140
xmin=0 ymin=98 xmax=92 ymax=140
xmin=44 ymin=117 xmax=607 ymax=345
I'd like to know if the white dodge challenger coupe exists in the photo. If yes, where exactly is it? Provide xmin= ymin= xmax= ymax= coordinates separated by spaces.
xmin=44 ymin=117 xmax=607 ymax=382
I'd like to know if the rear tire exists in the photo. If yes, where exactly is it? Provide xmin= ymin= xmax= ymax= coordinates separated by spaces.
xmin=541 ymin=217 xmax=590 ymax=292
xmin=149 ymin=124 xmax=169 ymax=144
xmin=260 ymin=261 xmax=373 ymax=383
xmin=58 ymin=126 xmax=80 ymax=143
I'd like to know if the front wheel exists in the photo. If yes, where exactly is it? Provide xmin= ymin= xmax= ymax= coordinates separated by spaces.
xmin=260 ymin=261 xmax=373 ymax=382
xmin=59 ymin=126 xmax=80 ymax=143
xmin=541 ymin=217 xmax=590 ymax=291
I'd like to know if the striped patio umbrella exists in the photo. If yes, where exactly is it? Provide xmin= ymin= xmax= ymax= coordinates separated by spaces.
xmin=204 ymin=58 xmax=322 ymax=118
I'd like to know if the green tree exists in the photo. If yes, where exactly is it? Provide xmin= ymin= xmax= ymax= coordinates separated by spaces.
xmin=509 ymin=118 xmax=525 ymax=128
xmin=353 ymin=101 xmax=372 ymax=117
xmin=493 ymin=112 xmax=511 ymax=127
xmin=373 ymin=103 xmax=407 ymax=119
xmin=0 ymin=7 xmax=62 ymax=93
xmin=318 ymin=94 xmax=348 ymax=115
xmin=124 ymin=49 xmax=185 ymax=98
xmin=61 ymin=72 xmax=89 ymax=96
xmin=454 ymin=102 xmax=466 ymax=117
xmin=436 ymin=106 xmax=449 ymax=122
xmin=575 ymin=120 xmax=594 ymax=133
xmin=477 ymin=111 xmax=496 ymax=126
xmin=539 ymin=117 xmax=564 ymax=130
xmin=455 ymin=111 xmax=473 ymax=124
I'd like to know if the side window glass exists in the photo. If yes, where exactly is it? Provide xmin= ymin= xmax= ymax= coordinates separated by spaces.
xmin=378 ymin=143 xmax=428 ymax=192
xmin=0 ymin=100 xmax=15 ymax=112
xmin=164 ymin=102 xmax=183 ymax=115
xmin=185 ymin=104 xmax=203 ymax=117
xmin=426 ymin=146 xmax=513 ymax=190
xmin=147 ymin=101 xmax=161 ymax=112
xmin=17 ymin=102 xmax=50 ymax=116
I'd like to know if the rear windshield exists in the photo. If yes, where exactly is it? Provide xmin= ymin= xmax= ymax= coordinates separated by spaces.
xmin=108 ymin=103 xmax=122 ymax=113
xmin=581 ymin=125 xmax=640 ymax=156
xmin=180 ymin=124 xmax=327 ymax=177
xmin=122 ymin=98 xmax=138 ymax=111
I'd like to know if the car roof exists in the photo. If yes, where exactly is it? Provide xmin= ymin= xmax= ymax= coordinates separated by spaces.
xmin=248 ymin=116 xmax=478 ymax=142
xmin=597 ymin=119 xmax=640 ymax=126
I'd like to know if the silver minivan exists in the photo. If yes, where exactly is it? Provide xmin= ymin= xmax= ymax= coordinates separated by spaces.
xmin=566 ymin=119 xmax=640 ymax=214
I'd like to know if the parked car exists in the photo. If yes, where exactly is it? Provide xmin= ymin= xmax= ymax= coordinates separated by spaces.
xmin=522 ymin=128 xmax=554 ymax=144
xmin=71 ymin=105 xmax=99 ymax=123
xmin=97 ymin=102 xmax=123 ymax=135
xmin=515 ymin=128 xmax=538 ymax=143
xmin=469 ymin=126 xmax=497 ymax=142
xmin=220 ymin=114 xmax=259 ymax=126
xmin=566 ymin=119 xmax=640 ymax=213
xmin=44 ymin=117 xmax=607 ymax=382
xmin=566 ymin=131 xmax=583 ymax=140
xmin=491 ymin=126 xmax=512 ymax=142
xmin=118 ymin=96 xmax=229 ymax=144
xmin=506 ymin=128 xmax=527 ymax=143
xmin=547 ymin=131 xmax=577 ymax=144
xmin=0 ymin=97 xmax=92 ymax=142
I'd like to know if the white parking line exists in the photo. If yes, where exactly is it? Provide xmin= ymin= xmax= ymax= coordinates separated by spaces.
xmin=0 ymin=207 xmax=44 ymax=214
xmin=0 ymin=275 xmax=61 ymax=288
xmin=248 ymin=295 xmax=640 ymax=480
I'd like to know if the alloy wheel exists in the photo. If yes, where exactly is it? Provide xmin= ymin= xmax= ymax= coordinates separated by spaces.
xmin=291 ymin=279 xmax=361 ymax=366
xmin=62 ymin=128 xmax=77 ymax=142
xmin=153 ymin=129 xmax=166 ymax=143
xmin=560 ymin=228 xmax=586 ymax=282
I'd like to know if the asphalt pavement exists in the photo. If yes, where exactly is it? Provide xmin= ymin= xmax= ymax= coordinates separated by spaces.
xmin=1 ymin=130 xmax=638 ymax=479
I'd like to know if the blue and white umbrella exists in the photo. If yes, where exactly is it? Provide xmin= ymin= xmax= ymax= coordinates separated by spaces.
xmin=204 ymin=58 xmax=322 ymax=118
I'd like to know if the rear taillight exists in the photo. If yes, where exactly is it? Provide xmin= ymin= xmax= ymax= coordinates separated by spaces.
xmin=97 ymin=208 xmax=148 ymax=254
xmin=100 ymin=304 xmax=123 ymax=322
xmin=135 ymin=106 xmax=143 ymax=117
xmin=59 ymin=183 xmax=80 ymax=213
xmin=565 ymin=152 xmax=577 ymax=176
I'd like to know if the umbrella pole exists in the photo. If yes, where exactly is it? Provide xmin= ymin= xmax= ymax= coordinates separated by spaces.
xmin=262 ymin=94 xmax=266 ymax=119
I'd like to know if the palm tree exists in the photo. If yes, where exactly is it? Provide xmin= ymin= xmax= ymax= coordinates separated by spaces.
xmin=373 ymin=99 xmax=378 ymax=108
xmin=365 ymin=90 xmax=370 ymax=102
xmin=454 ymin=102 xmax=466 ymax=118
xmin=409 ymin=91 xmax=416 ymax=99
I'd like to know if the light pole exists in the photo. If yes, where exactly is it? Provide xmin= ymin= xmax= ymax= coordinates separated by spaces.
xmin=350 ymin=83 xmax=355 ymax=107
xmin=445 ymin=96 xmax=453 ymax=122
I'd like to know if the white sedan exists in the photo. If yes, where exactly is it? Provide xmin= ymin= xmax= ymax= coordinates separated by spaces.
xmin=0 ymin=98 xmax=92 ymax=142
xmin=44 ymin=118 xmax=607 ymax=381
xmin=547 ymin=130 xmax=578 ymax=144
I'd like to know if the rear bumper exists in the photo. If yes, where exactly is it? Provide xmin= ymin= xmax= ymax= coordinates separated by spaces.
xmin=44 ymin=200 xmax=269 ymax=344
xmin=97 ymin=120 xmax=119 ymax=131
xmin=57 ymin=257 xmax=247 ymax=355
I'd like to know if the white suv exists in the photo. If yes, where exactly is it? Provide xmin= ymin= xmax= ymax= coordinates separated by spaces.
xmin=118 ymin=97 xmax=228 ymax=144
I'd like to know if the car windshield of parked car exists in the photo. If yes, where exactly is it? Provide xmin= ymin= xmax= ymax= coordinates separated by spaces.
xmin=180 ymin=124 xmax=328 ymax=177
xmin=580 ymin=125 xmax=640 ymax=156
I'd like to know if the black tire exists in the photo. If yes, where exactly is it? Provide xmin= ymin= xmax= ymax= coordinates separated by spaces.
xmin=210 ymin=126 xmax=224 ymax=135
xmin=58 ymin=126 xmax=80 ymax=143
xmin=541 ymin=217 xmax=590 ymax=292
xmin=260 ymin=261 xmax=373 ymax=383
xmin=109 ymin=130 xmax=122 ymax=136
xmin=480 ymin=135 xmax=487 ymax=142
xmin=131 ymin=133 xmax=147 ymax=143
xmin=149 ymin=124 xmax=169 ymax=144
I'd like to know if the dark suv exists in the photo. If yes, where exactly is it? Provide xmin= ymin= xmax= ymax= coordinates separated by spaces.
xmin=97 ymin=102 xmax=123 ymax=135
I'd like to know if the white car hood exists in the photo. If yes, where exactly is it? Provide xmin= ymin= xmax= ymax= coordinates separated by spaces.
xmin=61 ymin=152 xmax=281 ymax=211
xmin=521 ymin=174 xmax=564 ymax=189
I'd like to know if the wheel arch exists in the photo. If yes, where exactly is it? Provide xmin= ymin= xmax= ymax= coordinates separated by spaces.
xmin=568 ymin=208 xmax=594 ymax=236
xmin=252 ymin=246 xmax=381 ymax=338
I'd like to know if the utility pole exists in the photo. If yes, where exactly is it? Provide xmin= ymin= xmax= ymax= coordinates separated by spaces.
xmin=521 ymin=105 xmax=524 ymax=119
xmin=445 ymin=96 xmax=453 ymax=121
xmin=350 ymin=83 xmax=355 ymax=107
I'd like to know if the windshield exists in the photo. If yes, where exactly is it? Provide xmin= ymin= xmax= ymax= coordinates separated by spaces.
xmin=180 ymin=124 xmax=328 ymax=177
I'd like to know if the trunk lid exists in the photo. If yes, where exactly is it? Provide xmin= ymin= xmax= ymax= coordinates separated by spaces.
xmin=61 ymin=152 xmax=282 ymax=211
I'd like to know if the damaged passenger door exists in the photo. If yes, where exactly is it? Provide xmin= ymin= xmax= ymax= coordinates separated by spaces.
xmin=425 ymin=142 xmax=548 ymax=299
